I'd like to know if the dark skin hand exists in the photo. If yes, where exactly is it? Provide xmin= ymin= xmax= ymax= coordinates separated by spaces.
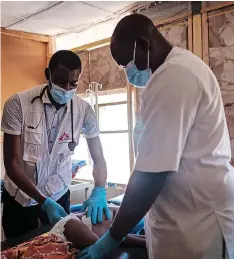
xmin=109 ymin=170 xmax=169 ymax=242
xmin=3 ymin=133 xmax=46 ymax=205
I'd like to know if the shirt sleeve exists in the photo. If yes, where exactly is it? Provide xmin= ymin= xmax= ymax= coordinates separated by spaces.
xmin=82 ymin=103 xmax=100 ymax=139
xmin=134 ymin=65 xmax=202 ymax=173
xmin=1 ymin=94 xmax=23 ymax=135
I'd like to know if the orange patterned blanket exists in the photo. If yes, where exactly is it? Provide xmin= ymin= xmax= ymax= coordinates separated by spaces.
xmin=1 ymin=233 xmax=78 ymax=259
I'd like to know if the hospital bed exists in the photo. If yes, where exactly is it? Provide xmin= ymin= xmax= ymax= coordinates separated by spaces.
xmin=1 ymin=194 xmax=148 ymax=259
xmin=1 ymin=225 xmax=148 ymax=259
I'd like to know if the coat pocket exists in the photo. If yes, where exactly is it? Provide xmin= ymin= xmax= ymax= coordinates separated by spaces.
xmin=45 ymin=153 xmax=72 ymax=196
xmin=23 ymin=127 xmax=43 ymax=163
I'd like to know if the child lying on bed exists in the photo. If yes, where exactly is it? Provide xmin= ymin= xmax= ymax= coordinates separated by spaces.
xmin=1 ymin=205 xmax=145 ymax=259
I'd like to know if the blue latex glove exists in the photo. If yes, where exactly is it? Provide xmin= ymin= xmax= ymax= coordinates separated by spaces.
xmin=76 ymin=230 xmax=119 ymax=259
xmin=81 ymin=187 xmax=110 ymax=224
xmin=41 ymin=198 xmax=67 ymax=225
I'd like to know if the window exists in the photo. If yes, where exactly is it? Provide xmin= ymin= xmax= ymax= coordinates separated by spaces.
xmin=72 ymin=88 xmax=132 ymax=184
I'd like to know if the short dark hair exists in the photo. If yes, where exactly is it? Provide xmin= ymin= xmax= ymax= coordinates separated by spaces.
xmin=110 ymin=14 xmax=158 ymax=64
xmin=112 ymin=14 xmax=156 ymax=43
xmin=49 ymin=50 xmax=82 ymax=73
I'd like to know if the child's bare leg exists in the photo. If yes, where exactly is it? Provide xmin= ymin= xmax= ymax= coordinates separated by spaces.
xmin=66 ymin=206 xmax=146 ymax=249
xmin=64 ymin=218 xmax=99 ymax=249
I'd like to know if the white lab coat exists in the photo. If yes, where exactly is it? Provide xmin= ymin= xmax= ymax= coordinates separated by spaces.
xmin=135 ymin=47 xmax=234 ymax=259
xmin=4 ymin=85 xmax=98 ymax=206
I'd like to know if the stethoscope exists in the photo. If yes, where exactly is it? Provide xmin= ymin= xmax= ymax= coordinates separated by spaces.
xmin=25 ymin=68 xmax=76 ymax=152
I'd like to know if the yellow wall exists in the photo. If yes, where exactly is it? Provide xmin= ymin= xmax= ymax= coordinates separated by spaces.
xmin=1 ymin=30 xmax=48 ymax=178
xmin=1 ymin=33 xmax=47 ymax=111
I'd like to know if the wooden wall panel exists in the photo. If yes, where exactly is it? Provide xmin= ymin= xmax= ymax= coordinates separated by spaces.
xmin=208 ymin=5 xmax=234 ymax=142
xmin=1 ymin=34 xmax=47 ymax=111
xmin=1 ymin=31 xmax=48 ymax=178
xmin=160 ymin=21 xmax=188 ymax=49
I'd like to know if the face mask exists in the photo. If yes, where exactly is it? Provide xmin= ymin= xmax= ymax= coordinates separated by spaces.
xmin=125 ymin=41 xmax=152 ymax=88
xmin=50 ymin=83 xmax=76 ymax=104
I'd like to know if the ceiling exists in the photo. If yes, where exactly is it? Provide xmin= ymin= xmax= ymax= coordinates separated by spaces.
xmin=1 ymin=1 xmax=152 ymax=36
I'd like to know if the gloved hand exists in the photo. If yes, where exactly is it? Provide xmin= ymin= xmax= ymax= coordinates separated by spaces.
xmin=41 ymin=198 xmax=67 ymax=225
xmin=76 ymin=230 xmax=119 ymax=259
xmin=80 ymin=187 xmax=110 ymax=224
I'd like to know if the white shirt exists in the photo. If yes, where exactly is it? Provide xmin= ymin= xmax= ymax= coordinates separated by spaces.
xmin=135 ymin=47 xmax=234 ymax=259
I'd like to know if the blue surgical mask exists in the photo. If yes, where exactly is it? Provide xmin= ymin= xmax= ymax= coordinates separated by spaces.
xmin=125 ymin=41 xmax=152 ymax=88
xmin=50 ymin=83 xmax=76 ymax=104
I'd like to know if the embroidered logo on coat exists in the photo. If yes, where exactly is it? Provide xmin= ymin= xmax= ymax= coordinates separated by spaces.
xmin=58 ymin=132 xmax=71 ymax=143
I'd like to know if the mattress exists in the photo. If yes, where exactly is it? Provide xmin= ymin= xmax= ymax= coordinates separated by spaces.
xmin=1 ymin=224 xmax=148 ymax=259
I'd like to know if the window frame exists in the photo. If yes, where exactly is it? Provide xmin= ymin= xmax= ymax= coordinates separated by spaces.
xmin=75 ymin=84 xmax=134 ymax=184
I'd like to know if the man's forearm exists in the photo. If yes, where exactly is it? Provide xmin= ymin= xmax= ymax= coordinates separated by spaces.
xmin=86 ymin=136 xmax=107 ymax=188
xmin=109 ymin=170 xmax=168 ymax=241
xmin=92 ymin=160 xmax=107 ymax=187
xmin=6 ymin=160 xmax=46 ymax=205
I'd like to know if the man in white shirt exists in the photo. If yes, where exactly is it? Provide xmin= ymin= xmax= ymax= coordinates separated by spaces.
xmin=1 ymin=50 xmax=110 ymax=239
xmin=77 ymin=14 xmax=234 ymax=259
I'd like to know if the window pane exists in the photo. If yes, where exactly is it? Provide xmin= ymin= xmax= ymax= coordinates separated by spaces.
xmin=100 ymin=133 xmax=130 ymax=184
xmin=71 ymin=135 xmax=91 ymax=165
xmin=99 ymin=104 xmax=128 ymax=131
xmin=98 ymin=92 xmax=127 ymax=104
xmin=80 ymin=95 xmax=95 ymax=109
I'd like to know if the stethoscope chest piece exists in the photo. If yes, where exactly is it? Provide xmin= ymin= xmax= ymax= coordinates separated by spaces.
xmin=68 ymin=140 xmax=76 ymax=151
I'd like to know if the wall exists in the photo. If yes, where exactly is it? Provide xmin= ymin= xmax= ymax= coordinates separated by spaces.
xmin=208 ymin=6 xmax=234 ymax=130
xmin=1 ymin=34 xmax=47 ymax=110
xmin=160 ymin=22 xmax=188 ymax=49
xmin=75 ymin=45 xmax=127 ymax=95
xmin=89 ymin=45 xmax=127 ymax=91
xmin=208 ymin=5 xmax=234 ymax=161
xmin=1 ymin=30 xmax=48 ymax=178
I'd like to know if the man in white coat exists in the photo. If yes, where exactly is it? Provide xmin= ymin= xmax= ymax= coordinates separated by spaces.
xmin=1 ymin=50 xmax=110 ymax=239
xmin=77 ymin=14 xmax=234 ymax=259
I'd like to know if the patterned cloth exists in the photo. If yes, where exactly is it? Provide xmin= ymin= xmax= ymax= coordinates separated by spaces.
xmin=1 ymin=233 xmax=78 ymax=259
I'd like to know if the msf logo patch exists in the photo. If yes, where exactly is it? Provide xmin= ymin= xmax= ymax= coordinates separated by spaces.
xmin=59 ymin=132 xmax=71 ymax=144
